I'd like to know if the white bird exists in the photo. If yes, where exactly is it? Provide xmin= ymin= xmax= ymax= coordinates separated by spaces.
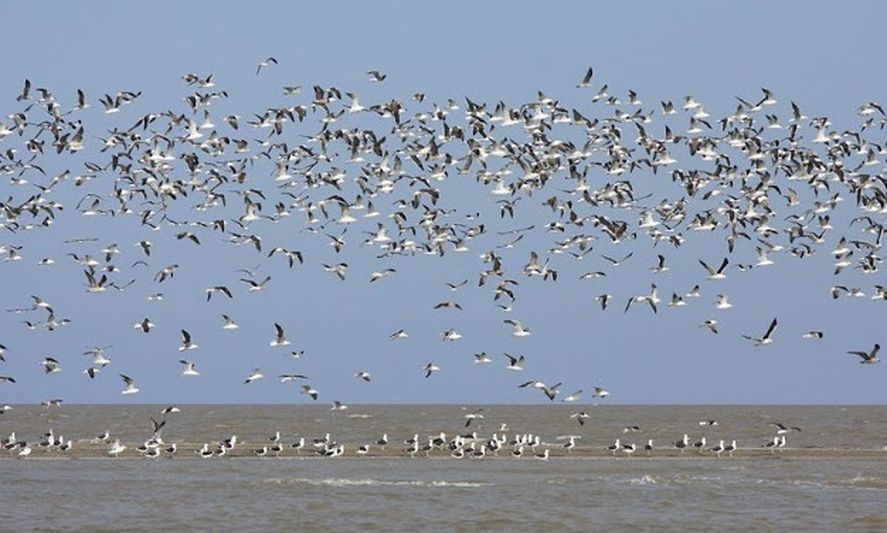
xmin=562 ymin=389 xmax=583 ymax=403
xmin=504 ymin=319 xmax=531 ymax=337
xmin=742 ymin=318 xmax=778 ymax=346
xmin=270 ymin=323 xmax=290 ymax=347
xmin=504 ymin=353 xmax=525 ymax=371
xmin=473 ymin=352 xmax=492 ymax=364
xmin=179 ymin=330 xmax=198 ymax=351
xmin=576 ymin=66 xmax=594 ymax=88
xmin=624 ymin=284 xmax=660 ymax=314
xmin=256 ymin=56 xmax=278 ymax=75
xmin=244 ymin=369 xmax=264 ymax=384
xmin=180 ymin=360 xmax=199 ymax=377
xmin=699 ymin=258 xmax=729 ymax=280
xmin=108 ymin=439 xmax=126 ymax=458
xmin=389 ymin=329 xmax=408 ymax=340
xmin=41 ymin=357 xmax=61 ymax=374
xmin=423 ymin=362 xmax=441 ymax=378
xmin=134 ymin=318 xmax=155 ymax=333
xmin=355 ymin=371 xmax=372 ymax=382
xmin=222 ymin=315 xmax=239 ymax=330
xmin=700 ymin=319 xmax=719 ymax=334
xmin=441 ymin=329 xmax=462 ymax=341
xmin=120 ymin=374 xmax=139 ymax=395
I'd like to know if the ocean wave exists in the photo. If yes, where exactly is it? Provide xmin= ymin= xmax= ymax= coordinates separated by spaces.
xmin=256 ymin=477 xmax=492 ymax=488
xmin=628 ymin=474 xmax=658 ymax=485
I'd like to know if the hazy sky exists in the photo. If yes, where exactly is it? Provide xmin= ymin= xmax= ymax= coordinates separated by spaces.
xmin=1 ymin=1 xmax=885 ymax=405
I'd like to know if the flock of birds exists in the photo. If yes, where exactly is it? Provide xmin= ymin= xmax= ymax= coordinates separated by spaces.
xmin=0 ymin=60 xmax=884 ymax=457
xmin=1 ymin=406 xmax=806 ymax=460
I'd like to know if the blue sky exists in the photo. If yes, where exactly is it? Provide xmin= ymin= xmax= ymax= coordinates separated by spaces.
xmin=0 ymin=1 xmax=885 ymax=404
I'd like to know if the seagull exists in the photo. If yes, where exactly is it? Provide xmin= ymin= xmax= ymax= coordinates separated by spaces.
xmin=570 ymin=411 xmax=590 ymax=425
xmin=108 ymin=439 xmax=126 ymax=458
xmin=724 ymin=440 xmax=737 ymax=456
xmin=222 ymin=315 xmax=239 ymax=330
xmin=700 ymin=320 xmax=719 ymax=334
xmin=625 ymin=284 xmax=660 ymax=314
xmin=161 ymin=406 xmax=181 ymax=415
xmin=504 ymin=319 xmax=531 ymax=337
xmin=179 ymin=330 xmax=198 ymax=351
xmin=674 ymin=434 xmax=689 ymax=453
xmin=464 ymin=409 xmax=485 ymax=427
xmin=300 ymin=384 xmax=319 ymax=400
xmin=366 ymin=70 xmax=387 ymax=82
xmin=241 ymin=276 xmax=272 ymax=292
xmin=602 ymin=252 xmax=633 ymax=268
xmin=699 ymin=258 xmax=730 ymax=280
xmin=423 ymin=362 xmax=440 ymax=378
xmin=473 ymin=352 xmax=492 ymax=364
xmin=41 ymin=357 xmax=61 ymax=374
xmin=244 ymin=369 xmax=264 ymax=384
xmin=848 ymin=344 xmax=880 ymax=364
xmin=120 ymin=374 xmax=139 ymax=394
xmin=389 ymin=329 xmax=408 ymax=340
xmin=445 ymin=280 xmax=468 ymax=291
xmin=562 ymin=389 xmax=583 ymax=403
xmin=742 ymin=318 xmax=778 ymax=346
xmin=519 ymin=380 xmax=561 ymax=401
xmin=355 ymin=371 xmax=372 ymax=382
xmin=134 ymin=318 xmax=155 ymax=333
xmin=279 ymin=374 xmax=309 ymax=383
xmin=256 ymin=57 xmax=278 ymax=75
xmin=593 ymin=387 xmax=610 ymax=398
xmin=205 ymin=286 xmax=233 ymax=302
xmin=270 ymin=323 xmax=291 ymax=347
xmin=322 ymin=263 xmax=348 ymax=281
xmin=715 ymin=294 xmax=733 ymax=309
xmin=180 ymin=360 xmax=200 ymax=377
xmin=504 ymin=353 xmax=525 ymax=371
xmin=768 ymin=422 xmax=802 ymax=435
xmin=802 ymin=331 xmax=824 ymax=339
xmin=576 ymin=67 xmax=594 ymax=89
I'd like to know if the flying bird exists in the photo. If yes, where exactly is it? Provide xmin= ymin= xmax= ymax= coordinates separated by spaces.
xmin=848 ymin=344 xmax=880 ymax=364
xmin=742 ymin=318 xmax=778 ymax=346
